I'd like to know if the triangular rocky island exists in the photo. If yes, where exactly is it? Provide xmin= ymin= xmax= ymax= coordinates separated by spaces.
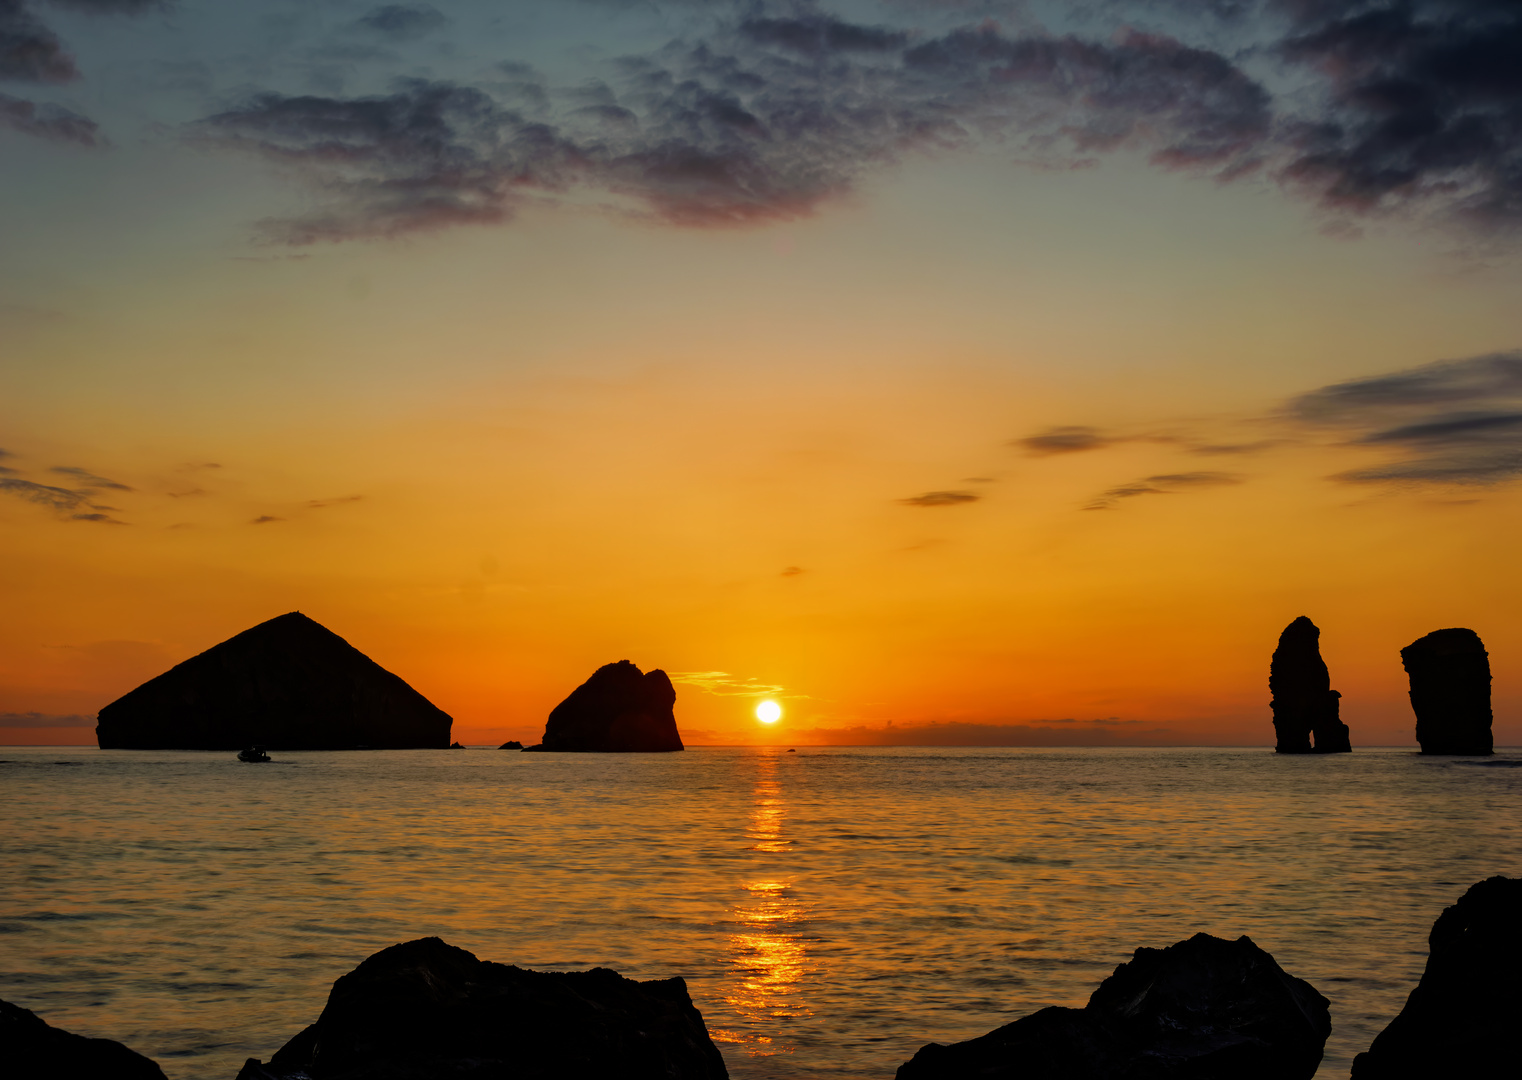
xmin=95 ymin=612 xmax=452 ymax=750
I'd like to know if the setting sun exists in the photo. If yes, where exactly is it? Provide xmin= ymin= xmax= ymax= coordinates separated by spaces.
xmin=755 ymin=701 xmax=782 ymax=724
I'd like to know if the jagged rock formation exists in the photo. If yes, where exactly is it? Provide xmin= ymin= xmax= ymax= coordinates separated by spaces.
xmin=499 ymin=740 xmax=523 ymax=750
xmin=1 ymin=997 xmax=167 ymax=1080
xmin=1351 ymin=876 xmax=1521 ymax=1078
xmin=1400 ymin=628 xmax=1493 ymax=755
xmin=523 ymin=661 xmax=683 ymax=752
xmin=234 ymin=937 xmax=728 ymax=1080
xmin=96 ymin=612 xmax=451 ymax=750
xmin=896 ymin=933 xmax=1330 ymax=1080
xmin=1270 ymin=617 xmax=1351 ymax=754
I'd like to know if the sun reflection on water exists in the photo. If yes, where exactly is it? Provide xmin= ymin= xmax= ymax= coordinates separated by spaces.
xmin=711 ymin=754 xmax=814 ymax=1059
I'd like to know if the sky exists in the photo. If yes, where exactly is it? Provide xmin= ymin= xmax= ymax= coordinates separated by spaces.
xmin=3 ymin=0 xmax=1521 ymax=747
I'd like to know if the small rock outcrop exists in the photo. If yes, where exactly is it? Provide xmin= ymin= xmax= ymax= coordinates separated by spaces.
xmin=498 ymin=740 xmax=523 ymax=750
xmin=1270 ymin=617 xmax=1351 ymax=754
xmin=1 ymin=997 xmax=167 ymax=1080
xmin=1400 ymin=628 xmax=1493 ymax=755
xmin=1351 ymin=876 xmax=1521 ymax=1078
xmin=96 ymin=612 xmax=452 ymax=750
xmin=896 ymin=933 xmax=1330 ymax=1080
xmin=234 ymin=937 xmax=728 ymax=1080
xmin=523 ymin=661 xmax=683 ymax=752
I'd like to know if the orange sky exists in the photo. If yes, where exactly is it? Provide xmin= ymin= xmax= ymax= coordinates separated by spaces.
xmin=4 ymin=3 xmax=1521 ymax=748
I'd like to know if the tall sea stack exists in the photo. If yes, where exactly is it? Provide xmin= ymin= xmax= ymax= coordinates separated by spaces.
xmin=1270 ymin=617 xmax=1351 ymax=754
xmin=524 ymin=661 xmax=683 ymax=752
xmin=96 ymin=612 xmax=452 ymax=750
xmin=1400 ymin=628 xmax=1492 ymax=756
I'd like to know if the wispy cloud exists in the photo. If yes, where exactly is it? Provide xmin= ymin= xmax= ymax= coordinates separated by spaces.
xmin=669 ymin=671 xmax=788 ymax=697
xmin=194 ymin=12 xmax=1272 ymax=243
xmin=0 ymin=476 xmax=88 ymax=511
xmin=250 ymin=514 xmax=283 ymax=524
xmin=51 ymin=465 xmax=132 ymax=490
xmin=789 ymin=718 xmax=1174 ymax=746
xmin=354 ymin=4 xmax=446 ymax=41
xmin=1085 ymin=470 xmax=1241 ymax=509
xmin=1290 ymin=350 xmax=1522 ymax=483
xmin=1016 ymin=426 xmax=1119 ymax=455
xmin=900 ymin=490 xmax=979 ymax=507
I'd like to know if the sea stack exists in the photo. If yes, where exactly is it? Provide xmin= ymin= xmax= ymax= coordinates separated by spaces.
xmin=1400 ymin=628 xmax=1492 ymax=755
xmin=1351 ymin=876 xmax=1521 ymax=1078
xmin=524 ymin=660 xmax=683 ymax=752
xmin=96 ymin=612 xmax=452 ymax=750
xmin=1270 ymin=617 xmax=1351 ymax=754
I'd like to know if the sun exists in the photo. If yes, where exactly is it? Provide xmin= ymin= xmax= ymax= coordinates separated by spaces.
xmin=755 ymin=700 xmax=782 ymax=724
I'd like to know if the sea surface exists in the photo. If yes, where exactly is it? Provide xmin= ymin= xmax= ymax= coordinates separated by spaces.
xmin=2 ymin=745 xmax=1520 ymax=1079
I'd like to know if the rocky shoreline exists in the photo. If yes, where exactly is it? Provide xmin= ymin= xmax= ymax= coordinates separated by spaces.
xmin=6 ymin=876 xmax=1515 ymax=1079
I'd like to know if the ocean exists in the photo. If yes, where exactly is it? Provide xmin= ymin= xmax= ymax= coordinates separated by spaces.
xmin=2 ymin=745 xmax=1519 ymax=1078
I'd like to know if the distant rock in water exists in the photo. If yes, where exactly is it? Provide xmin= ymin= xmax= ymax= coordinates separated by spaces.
xmin=234 ymin=936 xmax=728 ymax=1080
xmin=1351 ymin=876 xmax=1521 ymax=1078
xmin=1400 ymin=628 xmax=1493 ymax=755
xmin=1 ymin=997 xmax=167 ymax=1080
xmin=896 ymin=932 xmax=1330 ymax=1080
xmin=499 ymin=740 xmax=524 ymax=750
xmin=1270 ymin=616 xmax=1351 ymax=754
xmin=523 ymin=661 xmax=683 ymax=752
xmin=96 ymin=612 xmax=451 ymax=751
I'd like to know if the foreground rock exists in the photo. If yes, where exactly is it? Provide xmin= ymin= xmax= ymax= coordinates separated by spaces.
xmin=1401 ymin=628 xmax=1493 ymax=755
xmin=523 ymin=660 xmax=683 ymax=752
xmin=235 ymin=937 xmax=727 ymax=1080
xmin=897 ymin=933 xmax=1329 ymax=1080
xmin=1351 ymin=876 xmax=1521 ymax=1078
xmin=96 ymin=612 xmax=452 ymax=750
xmin=1 ymin=998 xmax=167 ymax=1080
xmin=1270 ymin=616 xmax=1351 ymax=754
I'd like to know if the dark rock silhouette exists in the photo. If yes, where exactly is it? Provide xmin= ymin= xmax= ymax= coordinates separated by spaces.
xmin=498 ymin=740 xmax=523 ymax=750
xmin=896 ymin=933 xmax=1330 ymax=1080
xmin=1351 ymin=876 xmax=1521 ymax=1078
xmin=96 ymin=612 xmax=451 ymax=750
xmin=448 ymin=741 xmax=466 ymax=749
xmin=234 ymin=936 xmax=727 ymax=1080
xmin=1 ymin=997 xmax=167 ymax=1080
xmin=523 ymin=660 xmax=683 ymax=752
xmin=1270 ymin=616 xmax=1351 ymax=754
xmin=1400 ymin=628 xmax=1493 ymax=755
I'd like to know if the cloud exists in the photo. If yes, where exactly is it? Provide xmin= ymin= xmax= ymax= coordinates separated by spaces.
xmin=780 ymin=565 xmax=804 ymax=576
xmin=0 ymin=89 xmax=96 ymax=142
xmin=1277 ymin=0 xmax=1522 ymax=229
xmin=50 ymin=465 xmax=131 ymax=490
xmin=306 ymin=495 xmax=362 ymax=508
xmin=1085 ymin=470 xmax=1241 ymax=508
xmin=1016 ymin=425 xmax=1118 ymax=455
xmin=1290 ymin=350 xmax=1522 ymax=483
xmin=669 ymin=671 xmax=788 ymax=697
xmin=250 ymin=514 xmax=283 ymax=524
xmin=195 ymin=15 xmax=1273 ymax=242
xmin=70 ymin=511 xmax=125 ymax=523
xmin=0 ymin=476 xmax=87 ymax=510
xmin=0 ymin=0 xmax=76 ymax=83
xmin=789 ymin=719 xmax=1175 ymax=746
xmin=900 ymin=490 xmax=979 ymax=506
xmin=355 ymin=4 xmax=446 ymax=41
xmin=0 ymin=710 xmax=94 ymax=727
xmin=46 ymin=1 xmax=168 ymax=11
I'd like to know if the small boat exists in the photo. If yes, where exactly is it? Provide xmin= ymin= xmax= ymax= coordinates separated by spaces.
xmin=237 ymin=746 xmax=271 ymax=763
